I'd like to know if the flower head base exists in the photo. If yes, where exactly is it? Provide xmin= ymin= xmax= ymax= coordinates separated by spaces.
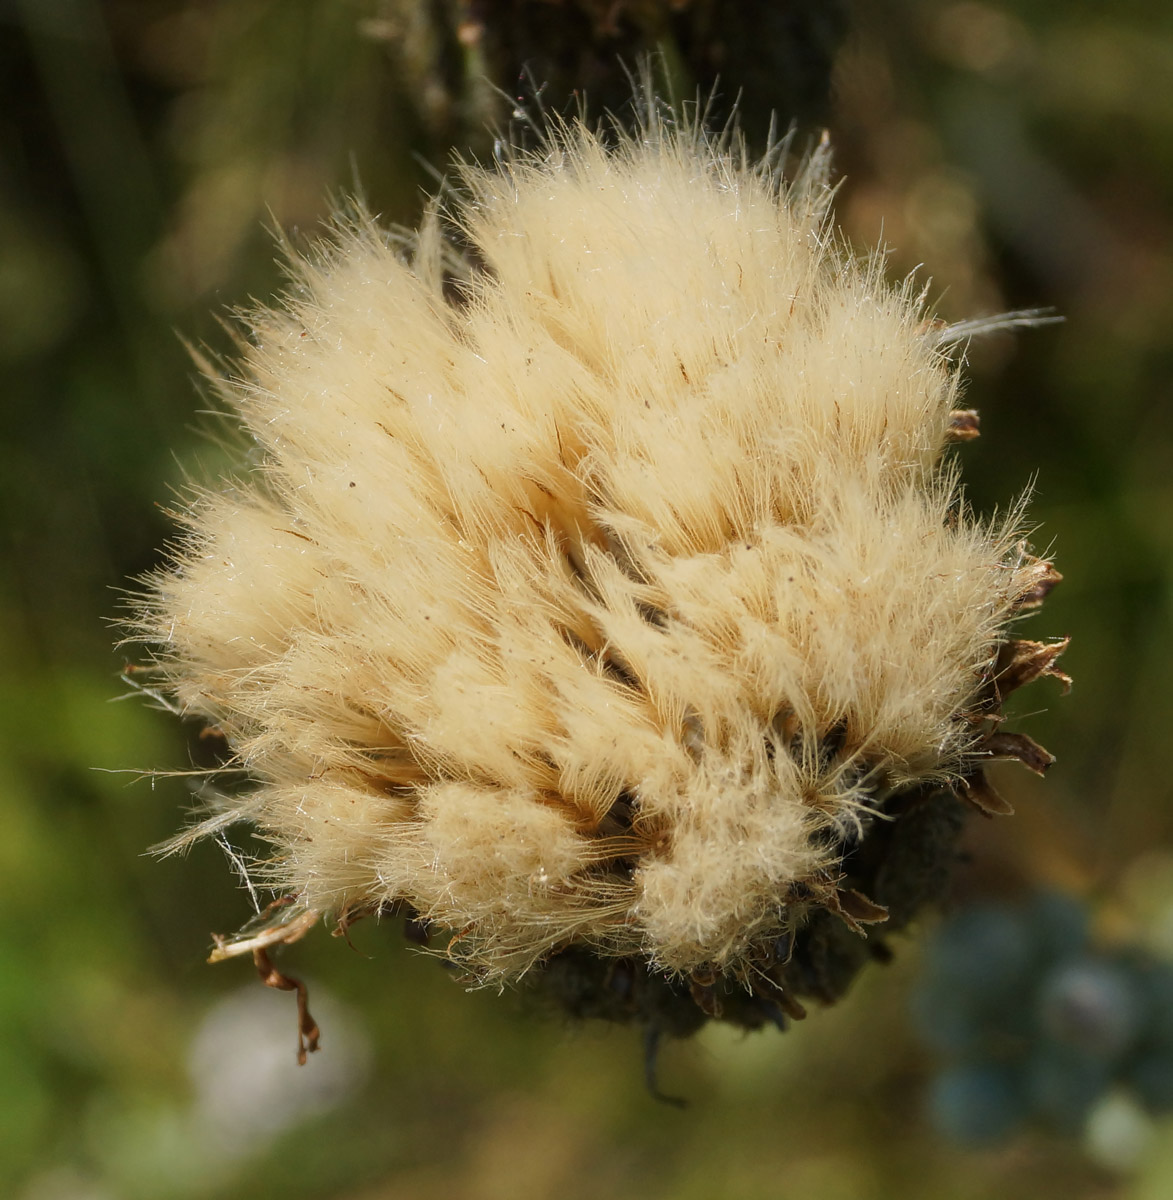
xmin=134 ymin=112 xmax=1065 ymax=1032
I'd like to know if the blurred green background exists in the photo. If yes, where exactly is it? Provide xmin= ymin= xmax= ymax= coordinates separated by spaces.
xmin=2 ymin=1 xmax=1172 ymax=1197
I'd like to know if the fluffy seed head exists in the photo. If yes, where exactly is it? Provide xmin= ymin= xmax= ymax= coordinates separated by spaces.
xmin=134 ymin=114 xmax=1052 ymax=990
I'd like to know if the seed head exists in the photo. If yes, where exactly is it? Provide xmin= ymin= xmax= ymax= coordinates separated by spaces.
xmin=132 ymin=111 xmax=1065 ymax=1028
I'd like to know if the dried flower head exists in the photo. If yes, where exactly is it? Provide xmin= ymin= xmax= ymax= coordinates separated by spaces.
xmin=131 ymin=109 xmax=1065 ymax=1037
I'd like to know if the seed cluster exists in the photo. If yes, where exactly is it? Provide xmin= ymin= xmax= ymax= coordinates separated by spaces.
xmin=133 ymin=115 xmax=1064 ymax=1030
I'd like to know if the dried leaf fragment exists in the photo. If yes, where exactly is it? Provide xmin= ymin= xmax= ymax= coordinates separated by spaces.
xmin=959 ymin=770 xmax=1015 ymax=817
xmin=947 ymin=408 xmax=981 ymax=441
xmin=994 ymin=636 xmax=1072 ymax=701
xmin=982 ymin=731 xmax=1057 ymax=776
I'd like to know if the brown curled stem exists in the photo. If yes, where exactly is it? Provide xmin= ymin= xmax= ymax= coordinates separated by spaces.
xmin=253 ymin=946 xmax=321 ymax=1065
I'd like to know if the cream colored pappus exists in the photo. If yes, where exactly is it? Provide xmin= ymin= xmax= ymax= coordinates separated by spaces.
xmin=131 ymin=109 xmax=1062 ymax=1003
